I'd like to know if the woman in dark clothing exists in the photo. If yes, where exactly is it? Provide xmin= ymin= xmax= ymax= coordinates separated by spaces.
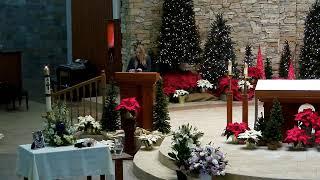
xmin=126 ymin=44 xmax=152 ymax=72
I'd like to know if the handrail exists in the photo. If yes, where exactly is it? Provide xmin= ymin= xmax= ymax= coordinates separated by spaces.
xmin=51 ymin=70 xmax=106 ymax=124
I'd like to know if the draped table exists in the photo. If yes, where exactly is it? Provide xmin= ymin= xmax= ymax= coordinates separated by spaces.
xmin=16 ymin=142 xmax=114 ymax=180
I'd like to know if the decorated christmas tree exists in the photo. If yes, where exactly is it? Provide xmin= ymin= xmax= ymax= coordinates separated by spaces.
xmin=153 ymin=79 xmax=171 ymax=134
xmin=264 ymin=99 xmax=284 ymax=146
xmin=299 ymin=1 xmax=320 ymax=79
xmin=101 ymin=81 xmax=120 ymax=131
xmin=287 ymin=61 xmax=296 ymax=80
xmin=157 ymin=0 xmax=201 ymax=69
xmin=265 ymin=57 xmax=273 ymax=79
xmin=201 ymin=14 xmax=237 ymax=90
xmin=256 ymin=46 xmax=265 ymax=79
xmin=244 ymin=45 xmax=254 ymax=67
xmin=279 ymin=40 xmax=291 ymax=78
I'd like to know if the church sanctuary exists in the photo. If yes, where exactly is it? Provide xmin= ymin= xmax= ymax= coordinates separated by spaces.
xmin=1 ymin=0 xmax=320 ymax=179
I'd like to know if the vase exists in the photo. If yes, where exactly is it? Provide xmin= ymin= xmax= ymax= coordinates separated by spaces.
xmin=176 ymin=170 xmax=187 ymax=180
xmin=199 ymin=173 xmax=212 ymax=180
xmin=245 ymin=141 xmax=256 ymax=149
xmin=178 ymin=96 xmax=186 ymax=104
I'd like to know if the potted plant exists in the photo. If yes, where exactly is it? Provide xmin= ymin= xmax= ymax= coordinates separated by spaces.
xmin=223 ymin=122 xmax=249 ymax=144
xmin=138 ymin=133 xmax=162 ymax=150
xmin=284 ymin=126 xmax=310 ymax=151
xmin=168 ymin=124 xmax=204 ymax=180
xmin=115 ymin=97 xmax=140 ymax=155
xmin=74 ymin=115 xmax=104 ymax=141
xmin=0 ymin=133 xmax=4 ymax=141
xmin=294 ymin=108 xmax=318 ymax=136
xmin=238 ymin=129 xmax=262 ymax=149
xmin=196 ymin=79 xmax=213 ymax=93
xmin=187 ymin=143 xmax=228 ymax=180
xmin=173 ymin=89 xmax=189 ymax=104
xmin=42 ymin=103 xmax=76 ymax=147
xmin=314 ymin=131 xmax=320 ymax=150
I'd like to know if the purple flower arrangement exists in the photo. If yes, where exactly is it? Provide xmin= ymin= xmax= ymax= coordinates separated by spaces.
xmin=187 ymin=143 xmax=228 ymax=176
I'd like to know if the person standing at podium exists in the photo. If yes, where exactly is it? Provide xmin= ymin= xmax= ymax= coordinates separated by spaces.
xmin=126 ymin=44 xmax=151 ymax=72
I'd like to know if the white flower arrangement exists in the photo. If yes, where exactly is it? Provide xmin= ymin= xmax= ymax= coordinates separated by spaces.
xmin=197 ymin=79 xmax=213 ymax=89
xmin=0 ymin=133 xmax=4 ymax=140
xmin=237 ymin=129 xmax=262 ymax=144
xmin=74 ymin=115 xmax=101 ymax=134
xmin=238 ymin=80 xmax=253 ymax=90
xmin=173 ymin=89 xmax=189 ymax=98
xmin=138 ymin=133 xmax=162 ymax=149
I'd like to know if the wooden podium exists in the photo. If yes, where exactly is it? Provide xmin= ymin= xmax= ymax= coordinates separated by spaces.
xmin=114 ymin=72 xmax=160 ymax=130
xmin=255 ymin=80 xmax=320 ymax=138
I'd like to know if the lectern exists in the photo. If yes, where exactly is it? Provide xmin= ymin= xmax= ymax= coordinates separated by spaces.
xmin=114 ymin=72 xmax=160 ymax=130
xmin=255 ymin=80 xmax=320 ymax=138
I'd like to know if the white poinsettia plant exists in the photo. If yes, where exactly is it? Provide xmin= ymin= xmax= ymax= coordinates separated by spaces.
xmin=138 ymin=133 xmax=162 ymax=148
xmin=238 ymin=80 xmax=253 ymax=90
xmin=74 ymin=115 xmax=101 ymax=134
xmin=237 ymin=129 xmax=262 ymax=144
xmin=173 ymin=89 xmax=189 ymax=98
xmin=197 ymin=79 xmax=213 ymax=89
xmin=0 ymin=133 xmax=4 ymax=140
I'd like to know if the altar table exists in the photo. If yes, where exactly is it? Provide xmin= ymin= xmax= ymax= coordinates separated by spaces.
xmin=16 ymin=142 xmax=114 ymax=180
xmin=255 ymin=80 xmax=320 ymax=137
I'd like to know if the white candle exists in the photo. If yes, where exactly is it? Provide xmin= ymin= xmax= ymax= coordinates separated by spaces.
xmin=228 ymin=60 xmax=232 ymax=75
xmin=244 ymin=63 xmax=248 ymax=78
xmin=44 ymin=66 xmax=52 ymax=112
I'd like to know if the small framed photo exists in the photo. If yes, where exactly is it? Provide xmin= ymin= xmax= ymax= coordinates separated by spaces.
xmin=32 ymin=131 xmax=45 ymax=149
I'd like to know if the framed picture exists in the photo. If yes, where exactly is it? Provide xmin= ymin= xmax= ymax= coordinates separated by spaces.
xmin=32 ymin=131 xmax=45 ymax=149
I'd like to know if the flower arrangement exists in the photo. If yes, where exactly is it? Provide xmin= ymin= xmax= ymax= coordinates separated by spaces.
xmin=187 ymin=143 xmax=228 ymax=176
xmin=168 ymin=124 xmax=204 ymax=170
xmin=223 ymin=122 xmax=249 ymax=141
xmin=173 ymin=89 xmax=189 ymax=98
xmin=138 ymin=133 xmax=162 ymax=149
xmin=197 ymin=79 xmax=213 ymax=89
xmin=74 ymin=115 xmax=101 ymax=134
xmin=284 ymin=126 xmax=311 ymax=149
xmin=43 ymin=103 xmax=76 ymax=146
xmin=294 ymin=108 xmax=319 ymax=130
xmin=115 ymin=97 xmax=140 ymax=119
xmin=237 ymin=80 xmax=253 ymax=90
xmin=238 ymin=130 xmax=262 ymax=149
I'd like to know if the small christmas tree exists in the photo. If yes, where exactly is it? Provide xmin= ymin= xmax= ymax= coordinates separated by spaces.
xmin=201 ymin=14 xmax=237 ymax=90
xmin=153 ymin=79 xmax=171 ymax=134
xmin=264 ymin=99 xmax=284 ymax=147
xmin=157 ymin=0 xmax=201 ymax=69
xmin=279 ymin=40 xmax=291 ymax=78
xmin=256 ymin=46 xmax=266 ymax=79
xmin=265 ymin=57 xmax=273 ymax=79
xmin=287 ymin=61 xmax=296 ymax=80
xmin=101 ymin=81 xmax=120 ymax=131
xmin=299 ymin=1 xmax=320 ymax=79
xmin=255 ymin=112 xmax=267 ymax=144
xmin=244 ymin=45 xmax=254 ymax=67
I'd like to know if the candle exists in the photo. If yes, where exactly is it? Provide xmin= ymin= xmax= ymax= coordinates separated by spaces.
xmin=244 ymin=63 xmax=248 ymax=78
xmin=228 ymin=60 xmax=232 ymax=75
xmin=44 ymin=66 xmax=52 ymax=112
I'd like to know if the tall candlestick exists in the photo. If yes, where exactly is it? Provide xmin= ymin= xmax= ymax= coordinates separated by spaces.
xmin=44 ymin=66 xmax=52 ymax=112
xmin=228 ymin=60 xmax=232 ymax=75
xmin=244 ymin=63 xmax=248 ymax=78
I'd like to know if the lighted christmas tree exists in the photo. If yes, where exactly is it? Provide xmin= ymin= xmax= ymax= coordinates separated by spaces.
xmin=101 ymin=81 xmax=120 ymax=131
xmin=244 ymin=45 xmax=254 ymax=67
xmin=299 ymin=1 xmax=320 ymax=79
xmin=157 ymin=0 xmax=201 ymax=69
xmin=153 ymin=79 xmax=171 ymax=134
xmin=265 ymin=57 xmax=273 ymax=79
xmin=279 ymin=40 xmax=291 ymax=78
xmin=200 ymin=14 xmax=237 ymax=89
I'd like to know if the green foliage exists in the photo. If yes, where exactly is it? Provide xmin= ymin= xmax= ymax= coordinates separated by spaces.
xmin=265 ymin=57 xmax=273 ymax=79
xmin=264 ymin=99 xmax=284 ymax=142
xmin=279 ymin=40 xmax=291 ymax=78
xmin=255 ymin=112 xmax=267 ymax=142
xmin=299 ymin=1 xmax=320 ymax=79
xmin=46 ymin=102 xmax=70 ymax=126
xmin=168 ymin=124 xmax=204 ymax=169
xmin=157 ymin=0 xmax=201 ymax=70
xmin=153 ymin=79 xmax=171 ymax=134
xmin=101 ymin=81 xmax=120 ymax=131
xmin=200 ymin=14 xmax=238 ymax=90
xmin=244 ymin=45 xmax=254 ymax=67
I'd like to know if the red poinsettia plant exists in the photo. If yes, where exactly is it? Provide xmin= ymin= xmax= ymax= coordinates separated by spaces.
xmin=223 ymin=122 xmax=249 ymax=140
xmin=294 ymin=108 xmax=319 ymax=129
xmin=314 ymin=131 xmax=320 ymax=145
xmin=248 ymin=67 xmax=263 ymax=79
xmin=115 ymin=97 xmax=140 ymax=116
xmin=163 ymin=71 xmax=200 ymax=96
xmin=284 ymin=126 xmax=311 ymax=147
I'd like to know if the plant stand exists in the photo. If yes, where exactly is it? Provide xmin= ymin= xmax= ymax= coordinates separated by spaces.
xmin=120 ymin=111 xmax=136 ymax=155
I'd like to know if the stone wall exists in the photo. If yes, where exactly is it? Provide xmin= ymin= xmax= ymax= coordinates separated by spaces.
xmin=121 ymin=0 xmax=315 ymax=73
xmin=0 ymin=0 xmax=67 ymax=101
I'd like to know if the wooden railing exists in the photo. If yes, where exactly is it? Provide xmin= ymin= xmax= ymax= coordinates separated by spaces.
xmin=51 ymin=71 xmax=106 ymax=124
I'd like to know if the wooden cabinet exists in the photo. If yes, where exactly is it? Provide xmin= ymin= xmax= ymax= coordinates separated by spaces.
xmin=0 ymin=52 xmax=22 ymax=89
